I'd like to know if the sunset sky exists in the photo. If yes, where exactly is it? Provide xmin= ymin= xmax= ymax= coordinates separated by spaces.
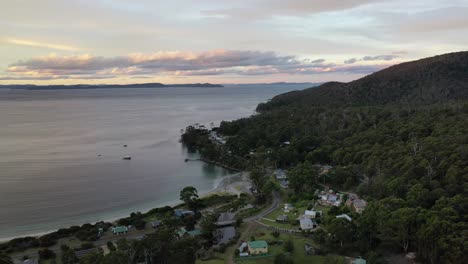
xmin=1 ymin=0 xmax=467 ymax=84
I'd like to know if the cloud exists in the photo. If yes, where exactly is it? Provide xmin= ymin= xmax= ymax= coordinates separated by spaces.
xmin=3 ymin=49 xmax=398 ymax=80
xmin=202 ymin=0 xmax=384 ymax=20
xmin=5 ymin=38 xmax=80 ymax=51
xmin=344 ymin=54 xmax=400 ymax=64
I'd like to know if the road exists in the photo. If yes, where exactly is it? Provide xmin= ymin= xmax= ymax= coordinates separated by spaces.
xmin=245 ymin=190 xmax=281 ymax=222
xmin=226 ymin=190 xmax=281 ymax=264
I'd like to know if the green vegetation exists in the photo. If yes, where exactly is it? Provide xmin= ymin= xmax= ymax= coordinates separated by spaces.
xmin=183 ymin=52 xmax=468 ymax=263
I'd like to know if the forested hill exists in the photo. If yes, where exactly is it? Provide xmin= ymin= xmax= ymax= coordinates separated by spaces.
xmin=257 ymin=51 xmax=468 ymax=111
xmin=212 ymin=51 xmax=468 ymax=263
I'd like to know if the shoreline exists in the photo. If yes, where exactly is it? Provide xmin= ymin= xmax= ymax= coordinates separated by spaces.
xmin=0 ymin=170 xmax=249 ymax=243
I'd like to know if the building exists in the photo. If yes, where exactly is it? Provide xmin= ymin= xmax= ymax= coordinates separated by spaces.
xmin=150 ymin=220 xmax=161 ymax=229
xmin=319 ymin=165 xmax=333 ymax=175
xmin=299 ymin=216 xmax=315 ymax=230
xmin=276 ymin=214 xmax=288 ymax=222
xmin=239 ymin=242 xmax=249 ymax=257
xmin=284 ymin=203 xmax=294 ymax=212
xmin=336 ymin=214 xmax=352 ymax=222
xmin=352 ymin=257 xmax=367 ymax=264
xmin=177 ymin=227 xmax=202 ymax=238
xmin=177 ymin=227 xmax=188 ymax=238
xmin=187 ymin=229 xmax=202 ymax=237
xmin=304 ymin=210 xmax=317 ymax=219
xmin=248 ymin=240 xmax=268 ymax=255
xmin=274 ymin=169 xmax=288 ymax=180
xmin=174 ymin=209 xmax=195 ymax=218
xmin=319 ymin=191 xmax=342 ymax=206
xmin=111 ymin=226 xmax=128 ymax=235
xmin=345 ymin=196 xmax=367 ymax=214
xmin=352 ymin=199 xmax=367 ymax=213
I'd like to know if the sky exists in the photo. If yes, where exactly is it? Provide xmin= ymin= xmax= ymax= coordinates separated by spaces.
xmin=0 ymin=0 xmax=467 ymax=85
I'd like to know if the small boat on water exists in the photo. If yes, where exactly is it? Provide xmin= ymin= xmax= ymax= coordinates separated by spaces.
xmin=123 ymin=156 xmax=132 ymax=160
xmin=123 ymin=144 xmax=128 ymax=147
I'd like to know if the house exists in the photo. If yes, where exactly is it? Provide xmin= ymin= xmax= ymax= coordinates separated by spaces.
xmin=319 ymin=165 xmax=333 ymax=175
xmin=111 ymin=226 xmax=128 ymax=235
xmin=187 ymin=229 xmax=202 ymax=237
xmin=239 ymin=242 xmax=249 ymax=257
xmin=150 ymin=220 xmax=161 ymax=229
xmin=304 ymin=210 xmax=317 ymax=219
xmin=248 ymin=240 xmax=268 ymax=255
xmin=299 ymin=216 xmax=315 ymax=230
xmin=336 ymin=214 xmax=352 ymax=222
xmin=177 ymin=227 xmax=188 ymax=238
xmin=345 ymin=196 xmax=367 ymax=214
xmin=276 ymin=214 xmax=288 ymax=222
xmin=274 ymin=169 xmax=288 ymax=180
xmin=319 ymin=191 xmax=342 ymax=206
xmin=352 ymin=257 xmax=367 ymax=264
xmin=352 ymin=199 xmax=367 ymax=213
xmin=177 ymin=227 xmax=201 ymax=238
xmin=174 ymin=209 xmax=195 ymax=218
xmin=284 ymin=203 xmax=294 ymax=212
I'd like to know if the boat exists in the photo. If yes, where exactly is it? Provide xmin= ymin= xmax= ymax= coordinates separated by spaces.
xmin=123 ymin=156 xmax=132 ymax=160
xmin=123 ymin=144 xmax=128 ymax=147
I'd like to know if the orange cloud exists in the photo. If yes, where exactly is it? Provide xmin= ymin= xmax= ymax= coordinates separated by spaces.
xmin=6 ymin=38 xmax=79 ymax=51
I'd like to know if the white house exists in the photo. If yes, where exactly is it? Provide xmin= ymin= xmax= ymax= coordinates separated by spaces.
xmin=274 ymin=169 xmax=288 ymax=180
xmin=304 ymin=210 xmax=317 ymax=219
xmin=299 ymin=216 xmax=315 ymax=230
xmin=284 ymin=203 xmax=294 ymax=212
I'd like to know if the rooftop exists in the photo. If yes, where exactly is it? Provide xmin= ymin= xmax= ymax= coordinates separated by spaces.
xmin=112 ymin=226 xmax=128 ymax=233
xmin=248 ymin=240 xmax=268 ymax=249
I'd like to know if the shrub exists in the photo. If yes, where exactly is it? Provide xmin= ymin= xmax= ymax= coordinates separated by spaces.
xmin=271 ymin=231 xmax=280 ymax=238
xmin=38 ymin=248 xmax=56 ymax=260
xmin=284 ymin=239 xmax=294 ymax=253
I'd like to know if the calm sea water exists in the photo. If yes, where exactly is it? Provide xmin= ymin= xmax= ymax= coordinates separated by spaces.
xmin=0 ymin=84 xmax=308 ymax=241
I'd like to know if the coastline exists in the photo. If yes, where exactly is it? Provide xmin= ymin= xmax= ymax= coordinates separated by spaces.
xmin=0 ymin=169 xmax=249 ymax=243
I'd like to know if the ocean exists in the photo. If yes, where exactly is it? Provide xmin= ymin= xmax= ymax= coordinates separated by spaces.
xmin=0 ymin=84 xmax=309 ymax=241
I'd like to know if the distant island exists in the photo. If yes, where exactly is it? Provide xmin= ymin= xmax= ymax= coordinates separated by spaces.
xmin=0 ymin=83 xmax=223 ymax=90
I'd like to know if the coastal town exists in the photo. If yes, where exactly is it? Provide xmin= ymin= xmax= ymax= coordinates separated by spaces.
xmin=2 ymin=127 xmax=387 ymax=264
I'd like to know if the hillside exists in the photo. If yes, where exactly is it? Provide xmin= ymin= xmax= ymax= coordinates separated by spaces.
xmin=210 ymin=52 xmax=468 ymax=263
xmin=258 ymin=51 xmax=468 ymax=111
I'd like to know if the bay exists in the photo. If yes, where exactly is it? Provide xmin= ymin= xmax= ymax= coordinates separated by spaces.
xmin=0 ymin=84 xmax=308 ymax=240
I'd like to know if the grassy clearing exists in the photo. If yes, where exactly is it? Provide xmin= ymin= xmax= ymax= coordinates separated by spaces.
xmin=235 ymin=227 xmax=344 ymax=264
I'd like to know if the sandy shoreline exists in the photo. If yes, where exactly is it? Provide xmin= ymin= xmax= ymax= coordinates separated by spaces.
xmin=0 ymin=171 xmax=251 ymax=243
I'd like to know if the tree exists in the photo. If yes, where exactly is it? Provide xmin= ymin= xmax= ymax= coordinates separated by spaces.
xmin=61 ymin=245 xmax=78 ymax=264
xmin=180 ymin=186 xmax=199 ymax=212
xmin=284 ymin=239 xmax=295 ymax=253
xmin=385 ymin=207 xmax=418 ymax=252
xmin=200 ymin=213 xmax=217 ymax=240
xmin=271 ymin=231 xmax=280 ymax=238
xmin=0 ymin=253 xmax=13 ymax=264
xmin=328 ymin=218 xmax=354 ymax=248
xmin=38 ymin=248 xmax=56 ymax=261
xmin=288 ymin=162 xmax=319 ymax=193
xmin=106 ymin=241 xmax=116 ymax=252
